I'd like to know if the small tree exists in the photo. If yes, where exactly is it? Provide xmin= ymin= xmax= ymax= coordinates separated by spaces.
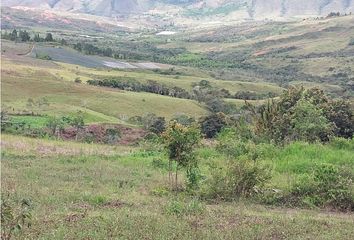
xmin=10 ymin=29 xmax=17 ymax=41
xmin=1 ymin=111 xmax=11 ymax=132
xmin=142 ymin=113 xmax=166 ymax=134
xmin=291 ymin=99 xmax=332 ymax=142
xmin=44 ymin=33 xmax=54 ymax=42
xmin=163 ymin=122 xmax=201 ymax=190
xmin=199 ymin=112 xmax=228 ymax=138
xmin=19 ymin=30 xmax=30 ymax=42
xmin=33 ymin=33 xmax=42 ymax=42
xmin=68 ymin=111 xmax=85 ymax=141
xmin=46 ymin=116 xmax=65 ymax=139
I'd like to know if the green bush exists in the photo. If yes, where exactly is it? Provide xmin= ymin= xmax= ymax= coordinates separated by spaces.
xmin=292 ymin=164 xmax=353 ymax=210
xmin=267 ymin=164 xmax=354 ymax=211
xmin=199 ymin=112 xmax=228 ymax=138
xmin=202 ymin=159 xmax=272 ymax=200
xmin=163 ymin=122 xmax=201 ymax=189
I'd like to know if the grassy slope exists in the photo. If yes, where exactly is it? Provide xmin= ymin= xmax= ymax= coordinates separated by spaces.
xmin=1 ymin=58 xmax=208 ymax=122
xmin=2 ymin=135 xmax=354 ymax=239
xmin=1 ymin=40 xmax=286 ymax=124
xmin=158 ymin=16 xmax=354 ymax=95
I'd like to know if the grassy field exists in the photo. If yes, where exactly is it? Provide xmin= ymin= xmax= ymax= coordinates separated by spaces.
xmin=1 ymin=40 xmax=286 ymax=125
xmin=2 ymin=8 xmax=354 ymax=240
xmin=1 ymin=134 xmax=354 ymax=239
xmin=1 ymin=58 xmax=209 ymax=122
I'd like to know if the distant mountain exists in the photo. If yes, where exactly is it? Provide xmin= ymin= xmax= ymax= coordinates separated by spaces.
xmin=2 ymin=0 xmax=354 ymax=19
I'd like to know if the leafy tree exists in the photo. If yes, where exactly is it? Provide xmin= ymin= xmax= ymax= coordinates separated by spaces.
xmin=46 ymin=116 xmax=65 ymax=139
xmin=103 ymin=48 xmax=113 ymax=57
xmin=291 ymin=99 xmax=332 ymax=142
xmin=19 ymin=30 xmax=30 ymax=42
xmin=252 ymin=86 xmax=354 ymax=143
xmin=68 ymin=111 xmax=85 ymax=140
xmin=10 ymin=29 xmax=17 ymax=41
xmin=33 ymin=34 xmax=43 ymax=42
xmin=44 ymin=33 xmax=54 ymax=42
xmin=199 ymin=112 xmax=228 ymax=138
xmin=163 ymin=122 xmax=201 ymax=189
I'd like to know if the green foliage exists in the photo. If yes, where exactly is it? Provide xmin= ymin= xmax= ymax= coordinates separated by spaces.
xmin=46 ymin=116 xmax=66 ymax=137
xmin=253 ymin=87 xmax=354 ymax=144
xmin=290 ymin=164 xmax=354 ymax=210
xmin=199 ymin=112 xmax=228 ymax=138
xmin=1 ymin=193 xmax=32 ymax=240
xmin=44 ymin=33 xmax=54 ymax=42
xmin=87 ymin=78 xmax=192 ymax=100
xmin=330 ymin=137 xmax=354 ymax=151
xmin=74 ymin=77 xmax=82 ymax=83
xmin=18 ymin=30 xmax=30 ymax=42
xmin=104 ymin=128 xmax=121 ymax=145
xmin=142 ymin=113 xmax=166 ymax=134
xmin=290 ymin=99 xmax=332 ymax=142
xmin=163 ymin=122 xmax=201 ymax=189
xmin=202 ymin=159 xmax=272 ymax=200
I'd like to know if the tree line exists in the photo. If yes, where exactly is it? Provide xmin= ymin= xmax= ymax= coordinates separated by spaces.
xmin=1 ymin=29 xmax=55 ymax=42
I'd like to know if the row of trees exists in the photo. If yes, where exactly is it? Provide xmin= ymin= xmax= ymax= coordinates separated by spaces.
xmin=88 ymin=78 xmax=275 ymax=115
xmin=250 ymin=86 xmax=354 ymax=143
xmin=1 ymin=29 xmax=54 ymax=42
xmin=87 ymin=78 xmax=192 ymax=99
xmin=73 ymin=42 xmax=114 ymax=57
xmin=143 ymin=86 xmax=353 ymax=149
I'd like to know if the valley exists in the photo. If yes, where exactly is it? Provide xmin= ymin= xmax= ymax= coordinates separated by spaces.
xmin=1 ymin=3 xmax=354 ymax=240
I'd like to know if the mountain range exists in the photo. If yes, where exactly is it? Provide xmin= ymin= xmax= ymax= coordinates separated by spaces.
xmin=2 ymin=0 xmax=354 ymax=19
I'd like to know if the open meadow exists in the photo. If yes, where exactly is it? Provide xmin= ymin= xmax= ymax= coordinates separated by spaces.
xmin=2 ymin=134 xmax=354 ymax=239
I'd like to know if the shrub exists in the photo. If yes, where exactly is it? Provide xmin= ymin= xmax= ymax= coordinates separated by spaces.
xmin=163 ymin=122 xmax=201 ymax=189
xmin=290 ymin=164 xmax=354 ymax=211
xmin=142 ymin=113 xmax=166 ymax=135
xmin=202 ymin=159 xmax=272 ymax=200
xmin=265 ymin=164 xmax=354 ymax=211
xmin=252 ymin=86 xmax=354 ymax=144
xmin=104 ymin=128 xmax=121 ymax=145
xmin=199 ymin=112 xmax=228 ymax=138
xmin=35 ymin=53 xmax=52 ymax=60
xmin=290 ymin=99 xmax=332 ymax=142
